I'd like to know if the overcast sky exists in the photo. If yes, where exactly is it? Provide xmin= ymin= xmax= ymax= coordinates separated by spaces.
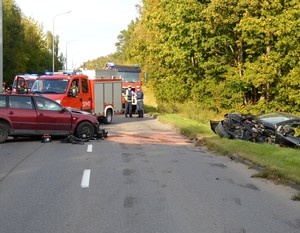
xmin=15 ymin=0 xmax=140 ymax=69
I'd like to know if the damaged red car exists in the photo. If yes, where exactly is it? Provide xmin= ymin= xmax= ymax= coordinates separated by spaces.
xmin=0 ymin=94 xmax=106 ymax=143
xmin=210 ymin=112 xmax=300 ymax=148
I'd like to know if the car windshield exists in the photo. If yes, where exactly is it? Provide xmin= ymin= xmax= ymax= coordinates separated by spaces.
xmin=31 ymin=79 xmax=69 ymax=94
xmin=255 ymin=112 xmax=299 ymax=125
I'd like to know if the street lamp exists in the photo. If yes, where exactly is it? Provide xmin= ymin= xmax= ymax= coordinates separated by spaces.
xmin=65 ymin=40 xmax=75 ymax=70
xmin=52 ymin=11 xmax=72 ymax=73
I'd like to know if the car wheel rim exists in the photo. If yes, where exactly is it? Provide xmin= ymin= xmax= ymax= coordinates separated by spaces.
xmin=80 ymin=128 xmax=91 ymax=138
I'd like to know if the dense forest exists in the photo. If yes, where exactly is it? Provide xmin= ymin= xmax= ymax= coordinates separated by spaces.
xmin=3 ymin=0 xmax=300 ymax=114
xmin=87 ymin=0 xmax=300 ymax=114
xmin=3 ymin=0 xmax=64 ymax=84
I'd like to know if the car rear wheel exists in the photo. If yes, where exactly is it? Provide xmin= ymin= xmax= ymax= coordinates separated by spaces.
xmin=76 ymin=122 xmax=95 ymax=139
xmin=0 ymin=123 xmax=9 ymax=143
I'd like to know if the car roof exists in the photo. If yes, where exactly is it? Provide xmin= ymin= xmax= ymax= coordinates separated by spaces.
xmin=0 ymin=93 xmax=35 ymax=97
xmin=0 ymin=93 xmax=50 ymax=99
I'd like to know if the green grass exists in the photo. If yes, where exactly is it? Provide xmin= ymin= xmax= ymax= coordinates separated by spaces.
xmin=143 ymin=93 xmax=300 ymax=199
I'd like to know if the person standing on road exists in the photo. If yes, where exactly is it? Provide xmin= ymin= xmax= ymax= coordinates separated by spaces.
xmin=136 ymin=86 xmax=144 ymax=118
xmin=124 ymin=86 xmax=135 ymax=118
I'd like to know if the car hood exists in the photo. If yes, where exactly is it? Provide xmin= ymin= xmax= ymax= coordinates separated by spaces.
xmin=66 ymin=107 xmax=93 ymax=115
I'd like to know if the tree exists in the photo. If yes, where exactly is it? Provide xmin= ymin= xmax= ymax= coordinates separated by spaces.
xmin=75 ymin=0 xmax=300 ymax=114
xmin=3 ymin=0 xmax=26 ymax=84
xmin=3 ymin=0 xmax=54 ymax=84
xmin=22 ymin=16 xmax=52 ymax=72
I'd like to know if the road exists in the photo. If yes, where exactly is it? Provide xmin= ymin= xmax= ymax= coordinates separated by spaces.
xmin=0 ymin=114 xmax=300 ymax=233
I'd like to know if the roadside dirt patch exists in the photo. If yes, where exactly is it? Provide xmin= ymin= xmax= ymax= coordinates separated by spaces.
xmin=108 ymin=132 xmax=192 ymax=145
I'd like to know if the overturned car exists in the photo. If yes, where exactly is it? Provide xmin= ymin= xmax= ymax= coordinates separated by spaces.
xmin=210 ymin=112 xmax=300 ymax=148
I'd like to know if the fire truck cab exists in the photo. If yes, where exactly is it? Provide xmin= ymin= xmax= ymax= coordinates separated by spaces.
xmin=30 ymin=74 xmax=122 ymax=124
xmin=12 ymin=74 xmax=39 ymax=94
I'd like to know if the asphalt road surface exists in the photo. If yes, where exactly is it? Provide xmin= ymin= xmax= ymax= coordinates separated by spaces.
xmin=0 ymin=114 xmax=300 ymax=233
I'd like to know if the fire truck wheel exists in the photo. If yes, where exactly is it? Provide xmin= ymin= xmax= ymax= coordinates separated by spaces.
xmin=103 ymin=109 xmax=113 ymax=124
xmin=0 ymin=122 xmax=9 ymax=143
xmin=76 ymin=122 xmax=95 ymax=139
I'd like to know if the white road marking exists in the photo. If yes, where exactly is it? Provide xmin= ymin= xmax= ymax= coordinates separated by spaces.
xmin=87 ymin=144 xmax=93 ymax=152
xmin=81 ymin=169 xmax=91 ymax=188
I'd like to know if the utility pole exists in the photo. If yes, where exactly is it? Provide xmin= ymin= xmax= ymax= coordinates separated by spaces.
xmin=52 ymin=11 xmax=72 ymax=73
xmin=0 ymin=1 xmax=3 ymax=89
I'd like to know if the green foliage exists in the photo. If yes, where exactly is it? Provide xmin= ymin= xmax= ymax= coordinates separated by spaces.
xmin=22 ymin=17 xmax=52 ymax=73
xmin=78 ymin=0 xmax=300 ymax=115
xmin=3 ymin=0 xmax=63 ymax=85
xmin=106 ymin=0 xmax=300 ymax=115
xmin=3 ymin=0 xmax=26 ymax=83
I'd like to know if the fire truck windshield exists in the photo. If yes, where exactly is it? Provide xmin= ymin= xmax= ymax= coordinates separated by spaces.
xmin=12 ymin=80 xmax=35 ymax=89
xmin=118 ymin=72 xmax=140 ymax=83
xmin=31 ymin=79 xmax=69 ymax=94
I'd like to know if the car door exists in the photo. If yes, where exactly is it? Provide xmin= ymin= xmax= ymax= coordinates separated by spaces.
xmin=65 ymin=78 xmax=82 ymax=110
xmin=8 ymin=95 xmax=37 ymax=134
xmin=33 ymin=96 xmax=73 ymax=135
xmin=79 ymin=77 xmax=92 ymax=111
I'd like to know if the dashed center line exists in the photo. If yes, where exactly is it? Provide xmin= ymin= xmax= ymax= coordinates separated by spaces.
xmin=81 ymin=169 xmax=91 ymax=188
xmin=87 ymin=144 xmax=93 ymax=152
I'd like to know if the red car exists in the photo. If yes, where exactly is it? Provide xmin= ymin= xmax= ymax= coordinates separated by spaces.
xmin=0 ymin=93 xmax=104 ymax=143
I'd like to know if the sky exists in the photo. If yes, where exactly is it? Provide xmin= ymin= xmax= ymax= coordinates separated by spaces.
xmin=15 ymin=0 xmax=140 ymax=69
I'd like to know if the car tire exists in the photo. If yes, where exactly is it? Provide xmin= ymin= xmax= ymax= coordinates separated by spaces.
xmin=76 ymin=122 xmax=95 ymax=139
xmin=103 ymin=109 xmax=112 ymax=124
xmin=0 ymin=122 xmax=9 ymax=143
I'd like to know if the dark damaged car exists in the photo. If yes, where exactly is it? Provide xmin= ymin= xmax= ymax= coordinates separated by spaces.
xmin=210 ymin=112 xmax=300 ymax=148
xmin=0 ymin=94 xmax=106 ymax=143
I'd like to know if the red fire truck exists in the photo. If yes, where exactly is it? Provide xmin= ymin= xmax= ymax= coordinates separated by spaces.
xmin=28 ymin=73 xmax=122 ymax=124
xmin=12 ymin=74 xmax=39 ymax=93
xmin=83 ymin=63 xmax=142 ymax=111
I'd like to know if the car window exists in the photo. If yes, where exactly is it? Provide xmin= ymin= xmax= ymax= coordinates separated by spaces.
xmin=71 ymin=79 xmax=80 ymax=93
xmin=9 ymin=96 xmax=33 ymax=109
xmin=34 ymin=96 xmax=62 ymax=111
xmin=82 ymin=78 xmax=89 ymax=93
xmin=0 ymin=96 xmax=6 ymax=108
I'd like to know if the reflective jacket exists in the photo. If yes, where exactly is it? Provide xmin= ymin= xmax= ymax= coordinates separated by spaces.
xmin=124 ymin=89 xmax=134 ymax=102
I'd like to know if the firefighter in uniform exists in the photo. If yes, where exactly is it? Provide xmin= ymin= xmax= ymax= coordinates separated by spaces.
xmin=70 ymin=80 xmax=79 ymax=97
xmin=136 ymin=86 xmax=144 ymax=118
xmin=124 ymin=86 xmax=134 ymax=118
xmin=19 ymin=82 xmax=26 ymax=94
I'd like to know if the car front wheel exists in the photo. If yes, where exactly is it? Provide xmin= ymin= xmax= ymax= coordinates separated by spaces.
xmin=0 ymin=123 xmax=9 ymax=143
xmin=76 ymin=122 xmax=95 ymax=139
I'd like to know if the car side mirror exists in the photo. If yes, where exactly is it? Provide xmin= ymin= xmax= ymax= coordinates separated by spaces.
xmin=60 ymin=107 xmax=67 ymax=113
